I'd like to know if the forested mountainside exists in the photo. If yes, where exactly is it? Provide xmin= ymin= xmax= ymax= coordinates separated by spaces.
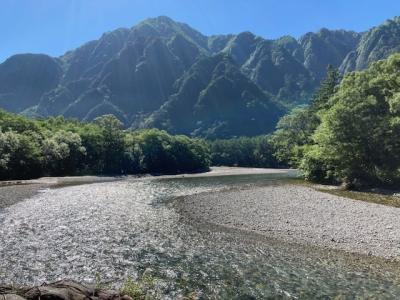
xmin=0 ymin=16 xmax=400 ymax=138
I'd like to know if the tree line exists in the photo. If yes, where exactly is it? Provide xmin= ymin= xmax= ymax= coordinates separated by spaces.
xmin=270 ymin=54 xmax=400 ymax=188
xmin=208 ymin=136 xmax=281 ymax=168
xmin=0 ymin=113 xmax=210 ymax=180
xmin=0 ymin=108 xmax=283 ymax=181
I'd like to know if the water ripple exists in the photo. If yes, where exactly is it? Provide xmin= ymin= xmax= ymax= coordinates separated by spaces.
xmin=1 ymin=174 xmax=400 ymax=299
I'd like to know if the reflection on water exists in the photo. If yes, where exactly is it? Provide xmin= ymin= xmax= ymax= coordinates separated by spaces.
xmin=1 ymin=171 xmax=400 ymax=299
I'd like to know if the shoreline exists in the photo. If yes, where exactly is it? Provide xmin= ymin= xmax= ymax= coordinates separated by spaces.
xmin=0 ymin=167 xmax=291 ymax=209
xmin=0 ymin=176 xmax=121 ymax=209
xmin=4 ymin=167 xmax=400 ymax=260
xmin=2 ymin=167 xmax=400 ymax=296
xmin=177 ymin=182 xmax=400 ymax=260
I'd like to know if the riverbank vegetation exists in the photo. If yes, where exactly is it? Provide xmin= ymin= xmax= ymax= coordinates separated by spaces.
xmin=270 ymin=54 xmax=400 ymax=188
xmin=0 ymin=112 xmax=210 ymax=180
xmin=209 ymin=136 xmax=281 ymax=168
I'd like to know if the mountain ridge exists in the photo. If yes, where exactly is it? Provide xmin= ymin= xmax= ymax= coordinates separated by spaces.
xmin=1 ymin=15 xmax=400 ymax=138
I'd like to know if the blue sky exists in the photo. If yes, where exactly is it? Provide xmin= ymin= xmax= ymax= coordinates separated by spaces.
xmin=1 ymin=0 xmax=399 ymax=62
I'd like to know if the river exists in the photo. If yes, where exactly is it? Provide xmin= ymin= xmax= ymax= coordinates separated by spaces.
xmin=1 ymin=169 xmax=400 ymax=299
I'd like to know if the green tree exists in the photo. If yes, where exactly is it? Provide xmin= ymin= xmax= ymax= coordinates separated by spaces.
xmin=269 ymin=107 xmax=318 ymax=167
xmin=310 ymin=65 xmax=341 ymax=111
xmin=94 ymin=114 xmax=125 ymax=174
xmin=133 ymin=129 xmax=210 ymax=173
xmin=123 ymin=132 xmax=142 ymax=174
xmin=270 ymin=66 xmax=340 ymax=168
xmin=0 ymin=129 xmax=42 ymax=179
xmin=209 ymin=136 xmax=279 ymax=168
xmin=42 ymin=130 xmax=86 ymax=175
xmin=301 ymin=53 xmax=400 ymax=187
xmin=0 ymin=111 xmax=211 ymax=180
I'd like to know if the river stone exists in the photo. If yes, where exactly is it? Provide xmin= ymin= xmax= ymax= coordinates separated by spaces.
xmin=0 ymin=280 xmax=133 ymax=300
xmin=3 ymin=294 xmax=27 ymax=300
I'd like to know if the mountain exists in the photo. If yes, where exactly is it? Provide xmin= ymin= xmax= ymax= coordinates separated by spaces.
xmin=0 ymin=16 xmax=400 ymax=138
xmin=340 ymin=16 xmax=400 ymax=73
xmin=300 ymin=29 xmax=361 ymax=80
xmin=0 ymin=54 xmax=62 ymax=113
xmin=144 ymin=54 xmax=284 ymax=138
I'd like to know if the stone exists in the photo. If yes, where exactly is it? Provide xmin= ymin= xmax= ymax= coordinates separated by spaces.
xmin=0 ymin=280 xmax=129 ymax=300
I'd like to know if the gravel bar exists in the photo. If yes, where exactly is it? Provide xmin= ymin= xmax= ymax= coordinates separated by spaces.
xmin=0 ymin=176 xmax=119 ymax=209
xmin=0 ymin=168 xmax=289 ymax=209
xmin=178 ymin=183 xmax=400 ymax=259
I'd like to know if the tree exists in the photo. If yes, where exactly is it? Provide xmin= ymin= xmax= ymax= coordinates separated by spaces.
xmin=0 ymin=129 xmax=42 ymax=179
xmin=310 ymin=65 xmax=341 ymax=111
xmin=301 ymin=53 xmax=400 ymax=187
xmin=269 ymin=107 xmax=318 ymax=167
xmin=209 ymin=136 xmax=279 ymax=168
xmin=270 ymin=66 xmax=341 ymax=168
xmin=123 ymin=132 xmax=142 ymax=174
xmin=94 ymin=115 xmax=125 ymax=174
xmin=0 ymin=111 xmax=211 ymax=180
xmin=42 ymin=130 xmax=86 ymax=175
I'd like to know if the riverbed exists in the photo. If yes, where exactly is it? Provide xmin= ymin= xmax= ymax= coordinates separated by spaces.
xmin=178 ymin=182 xmax=400 ymax=259
xmin=1 ymin=168 xmax=400 ymax=299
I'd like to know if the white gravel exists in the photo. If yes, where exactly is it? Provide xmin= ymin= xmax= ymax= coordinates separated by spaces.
xmin=0 ymin=176 xmax=119 ymax=209
xmin=178 ymin=184 xmax=400 ymax=259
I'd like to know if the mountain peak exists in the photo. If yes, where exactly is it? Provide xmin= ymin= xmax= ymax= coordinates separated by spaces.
xmin=340 ymin=15 xmax=400 ymax=72
xmin=384 ymin=15 xmax=400 ymax=25
xmin=134 ymin=15 xmax=208 ymax=51
xmin=142 ymin=15 xmax=176 ymax=26
xmin=1 ymin=16 xmax=400 ymax=138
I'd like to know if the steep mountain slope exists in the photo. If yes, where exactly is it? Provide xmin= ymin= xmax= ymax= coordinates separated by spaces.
xmin=0 ymin=54 xmax=62 ymax=113
xmin=340 ymin=17 xmax=400 ymax=73
xmin=0 ymin=16 xmax=400 ymax=137
xmin=214 ymin=32 xmax=311 ymax=105
xmin=36 ymin=16 xmax=207 ymax=124
xmin=143 ymin=54 xmax=284 ymax=138
xmin=300 ymin=29 xmax=361 ymax=80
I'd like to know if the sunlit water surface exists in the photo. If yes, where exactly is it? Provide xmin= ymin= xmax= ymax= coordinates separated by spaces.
xmin=1 ymin=172 xmax=400 ymax=299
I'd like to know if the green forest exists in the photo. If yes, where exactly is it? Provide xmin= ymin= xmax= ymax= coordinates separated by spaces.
xmin=271 ymin=54 xmax=400 ymax=188
xmin=0 ymin=112 xmax=210 ymax=180
xmin=209 ymin=136 xmax=280 ymax=168
xmin=2 ymin=53 xmax=400 ymax=188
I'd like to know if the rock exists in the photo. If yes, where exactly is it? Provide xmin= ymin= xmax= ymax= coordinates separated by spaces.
xmin=0 ymin=280 xmax=129 ymax=300
xmin=4 ymin=294 xmax=27 ymax=300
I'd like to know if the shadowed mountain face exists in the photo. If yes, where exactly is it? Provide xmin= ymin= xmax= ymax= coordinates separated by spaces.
xmin=144 ymin=54 xmax=285 ymax=138
xmin=1 ymin=16 xmax=400 ymax=137
xmin=0 ymin=54 xmax=62 ymax=113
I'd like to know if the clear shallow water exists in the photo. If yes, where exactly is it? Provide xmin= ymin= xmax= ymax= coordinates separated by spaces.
xmin=1 ymin=172 xmax=400 ymax=299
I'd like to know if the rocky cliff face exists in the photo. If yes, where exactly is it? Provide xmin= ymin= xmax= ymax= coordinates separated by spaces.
xmin=340 ymin=17 xmax=400 ymax=73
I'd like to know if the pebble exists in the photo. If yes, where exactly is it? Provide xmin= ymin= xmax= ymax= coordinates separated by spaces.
xmin=180 ymin=184 xmax=400 ymax=259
